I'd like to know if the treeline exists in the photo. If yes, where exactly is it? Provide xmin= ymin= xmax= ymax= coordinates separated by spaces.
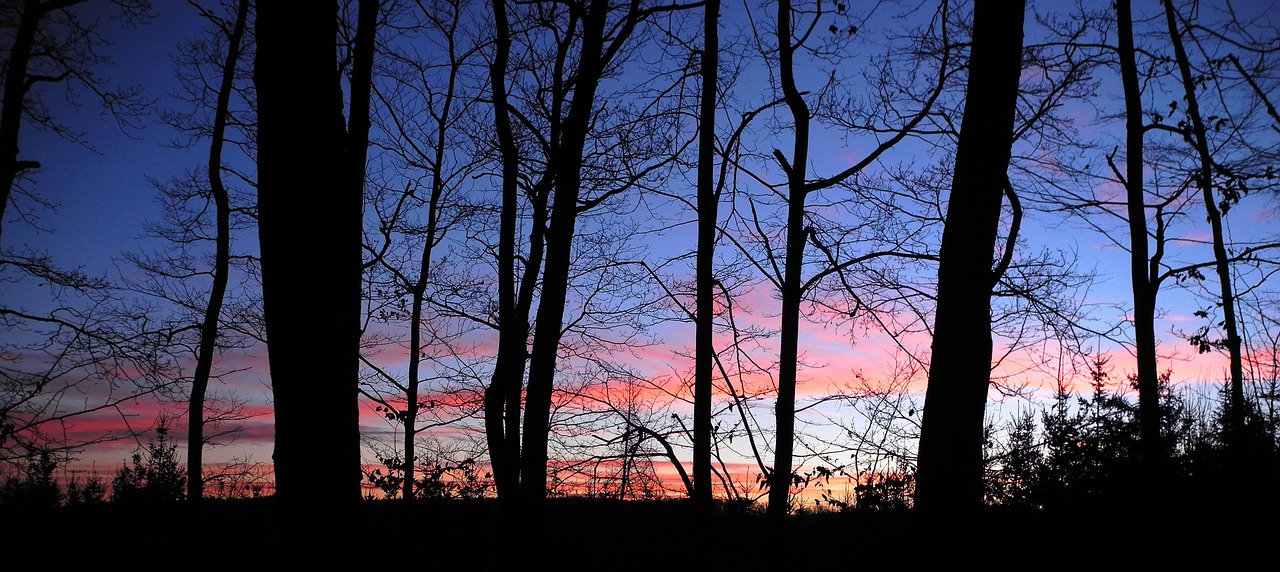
xmin=1 ymin=419 xmax=265 ymax=509
xmin=2 ymin=0 xmax=1280 ymax=562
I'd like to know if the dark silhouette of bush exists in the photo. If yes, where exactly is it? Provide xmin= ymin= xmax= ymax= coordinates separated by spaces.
xmin=111 ymin=420 xmax=186 ymax=505
xmin=365 ymin=455 xmax=492 ymax=500
xmin=984 ymin=359 xmax=1280 ymax=512
xmin=0 ymin=450 xmax=61 ymax=510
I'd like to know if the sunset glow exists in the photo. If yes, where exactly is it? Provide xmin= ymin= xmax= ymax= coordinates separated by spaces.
xmin=3 ymin=4 xmax=1278 ymax=552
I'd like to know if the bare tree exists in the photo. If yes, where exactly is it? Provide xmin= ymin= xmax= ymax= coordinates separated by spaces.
xmin=0 ymin=0 xmax=150 ymax=241
xmin=482 ymin=0 xmax=525 ymax=532
xmin=693 ymin=0 xmax=720 ymax=529
xmin=172 ymin=0 xmax=250 ymax=505
xmin=254 ymin=0 xmax=376 ymax=555
xmin=474 ymin=2 xmax=698 ymax=544
xmin=914 ymin=0 xmax=1024 ymax=518
xmin=0 ymin=0 xmax=182 ymax=469
xmin=729 ymin=0 xmax=950 ymax=525
xmin=183 ymin=0 xmax=250 ymax=506
xmin=357 ymin=0 xmax=486 ymax=508
xmin=1158 ymin=0 xmax=1280 ymax=448
xmin=1107 ymin=0 xmax=1180 ymax=499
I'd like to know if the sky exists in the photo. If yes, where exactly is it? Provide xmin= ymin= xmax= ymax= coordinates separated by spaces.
xmin=4 ymin=3 xmax=273 ymax=474
xmin=4 ymin=0 xmax=1279 ymax=501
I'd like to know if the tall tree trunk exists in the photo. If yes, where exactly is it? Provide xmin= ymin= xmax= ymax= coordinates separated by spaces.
xmin=694 ymin=0 xmax=720 ymax=523
xmin=484 ymin=0 xmax=516 ymax=508
xmin=346 ymin=1 xmax=377 ymax=227
xmin=402 ymin=3 xmax=459 ymax=506
xmin=484 ymin=0 xmax=541 ymax=536
xmin=1117 ymin=0 xmax=1166 ymax=495
xmin=498 ymin=3 xmax=674 ymax=555
xmin=1162 ymin=0 xmax=1246 ymax=438
xmin=345 ymin=0 xmax=378 ymax=509
xmin=914 ymin=0 xmax=1025 ymax=517
xmin=256 ymin=0 xmax=375 ymax=557
xmin=187 ymin=0 xmax=250 ymax=506
xmin=520 ymin=0 xmax=609 ymax=519
xmin=764 ymin=0 xmax=811 ymax=527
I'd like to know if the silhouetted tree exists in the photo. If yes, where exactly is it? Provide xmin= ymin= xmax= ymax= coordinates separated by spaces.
xmin=693 ymin=0 xmax=719 ymax=532
xmin=181 ymin=0 xmax=248 ymax=506
xmin=482 ymin=0 xmax=525 ymax=533
xmin=0 ymin=450 xmax=61 ymax=510
xmin=121 ymin=0 xmax=256 ymax=506
xmin=254 ymin=0 xmax=376 ymax=555
xmin=984 ymin=409 xmax=1040 ymax=508
xmin=1115 ymin=0 xmax=1165 ymax=493
xmin=1032 ymin=358 xmax=1200 ymax=512
xmin=520 ymin=0 xmax=640 ymax=520
xmin=914 ymin=0 xmax=1025 ymax=517
xmin=0 ymin=0 xmax=180 ymax=467
xmin=111 ymin=419 xmax=187 ymax=505
xmin=357 ymin=0 xmax=485 ymax=509
xmin=755 ymin=0 xmax=948 ymax=525
xmin=1047 ymin=0 xmax=1280 ymax=505
xmin=1157 ymin=0 xmax=1280 ymax=452
xmin=476 ymin=2 xmax=696 ymax=542
xmin=0 ymin=0 xmax=149 ymax=242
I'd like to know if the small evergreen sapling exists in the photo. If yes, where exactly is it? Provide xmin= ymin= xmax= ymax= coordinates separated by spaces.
xmin=111 ymin=420 xmax=186 ymax=504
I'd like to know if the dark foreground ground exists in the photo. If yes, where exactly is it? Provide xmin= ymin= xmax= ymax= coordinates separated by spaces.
xmin=5 ymin=497 xmax=1271 ymax=570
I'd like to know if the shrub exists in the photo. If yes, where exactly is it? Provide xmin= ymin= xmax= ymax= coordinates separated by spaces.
xmin=365 ymin=456 xmax=492 ymax=500
xmin=111 ymin=420 xmax=186 ymax=504
xmin=0 ymin=451 xmax=62 ymax=510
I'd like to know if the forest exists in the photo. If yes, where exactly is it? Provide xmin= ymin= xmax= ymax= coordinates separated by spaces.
xmin=2 ymin=0 xmax=1279 ymax=567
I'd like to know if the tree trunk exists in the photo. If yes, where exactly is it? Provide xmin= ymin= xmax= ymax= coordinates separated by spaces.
xmin=1117 ymin=0 xmax=1166 ymax=496
xmin=764 ymin=0 xmax=811 ymax=527
xmin=0 ymin=0 xmax=78 ymax=243
xmin=187 ymin=0 xmax=249 ymax=506
xmin=914 ymin=0 xmax=1025 ymax=517
xmin=1162 ymin=0 xmax=1246 ymax=439
xmin=519 ymin=0 xmax=610 ymax=519
xmin=484 ymin=0 xmax=539 ymax=537
xmin=402 ymin=1 xmax=459 ymax=508
xmin=484 ymin=0 xmax=516 ymax=508
xmin=255 ymin=0 xmax=374 ymax=557
xmin=694 ymin=0 xmax=720 ymax=523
